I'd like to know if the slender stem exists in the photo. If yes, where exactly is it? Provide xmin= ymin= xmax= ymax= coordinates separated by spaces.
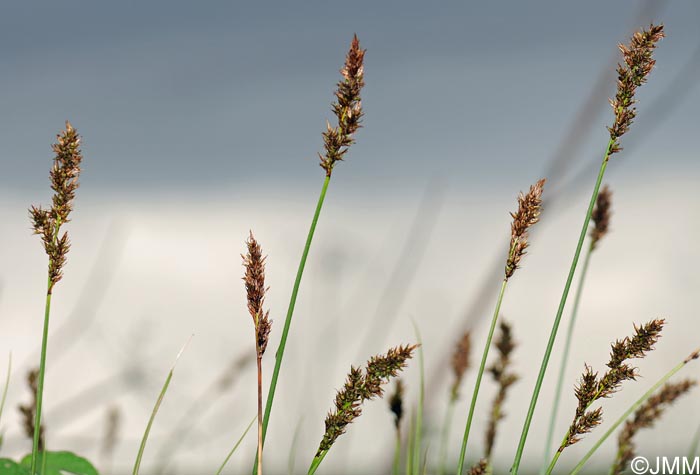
xmin=455 ymin=278 xmax=509 ymax=475
xmin=438 ymin=396 xmax=456 ymax=475
xmin=31 ymin=277 xmax=53 ymax=474
xmin=541 ymin=242 xmax=594 ymax=472
xmin=0 ymin=353 xmax=11 ymax=427
xmin=393 ymin=428 xmax=402 ymax=475
xmin=569 ymin=352 xmax=698 ymax=475
xmin=412 ymin=322 xmax=425 ymax=475
xmin=133 ymin=337 xmax=190 ymax=475
xmin=215 ymin=416 xmax=257 ymax=475
xmin=690 ymin=422 xmax=700 ymax=459
xmin=511 ymin=142 xmax=612 ymax=474
xmin=256 ymin=356 xmax=264 ymax=475
xmin=254 ymin=176 xmax=331 ymax=474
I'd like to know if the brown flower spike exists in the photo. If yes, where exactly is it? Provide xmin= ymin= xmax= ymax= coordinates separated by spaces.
xmin=590 ymin=185 xmax=612 ymax=249
xmin=18 ymin=369 xmax=45 ymax=450
xmin=612 ymin=379 xmax=695 ymax=475
xmin=388 ymin=379 xmax=405 ymax=431
xmin=319 ymin=35 xmax=365 ymax=177
xmin=561 ymin=319 xmax=665 ymax=450
xmin=450 ymin=331 xmax=472 ymax=400
xmin=243 ymin=232 xmax=272 ymax=356
xmin=505 ymin=178 xmax=546 ymax=279
xmin=608 ymin=24 xmax=665 ymax=156
xmin=316 ymin=344 xmax=416 ymax=456
xmin=485 ymin=321 xmax=518 ymax=460
xmin=30 ymin=121 xmax=83 ymax=293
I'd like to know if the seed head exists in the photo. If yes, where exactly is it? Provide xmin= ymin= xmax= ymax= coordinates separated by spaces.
xmin=505 ymin=178 xmax=546 ymax=279
xmin=388 ymin=379 xmax=405 ymax=430
xmin=612 ymin=379 xmax=695 ymax=474
xmin=319 ymin=35 xmax=366 ymax=177
xmin=608 ymin=24 xmax=664 ymax=156
xmin=450 ymin=331 xmax=471 ymax=400
xmin=30 ymin=121 xmax=83 ymax=292
xmin=590 ymin=185 xmax=612 ymax=249
xmin=242 ymin=232 xmax=272 ymax=356
xmin=316 ymin=344 xmax=416 ymax=455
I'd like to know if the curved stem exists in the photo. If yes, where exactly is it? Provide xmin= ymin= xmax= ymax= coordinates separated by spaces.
xmin=455 ymin=278 xmax=508 ymax=475
xmin=511 ymin=144 xmax=612 ymax=475
xmin=541 ymin=242 xmax=594 ymax=472
xmin=254 ymin=176 xmax=331 ymax=474
xmin=569 ymin=351 xmax=698 ymax=475
xmin=215 ymin=416 xmax=257 ymax=475
xmin=393 ymin=428 xmax=402 ymax=475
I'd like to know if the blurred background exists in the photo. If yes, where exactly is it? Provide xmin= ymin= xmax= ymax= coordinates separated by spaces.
xmin=1 ymin=0 xmax=699 ymax=473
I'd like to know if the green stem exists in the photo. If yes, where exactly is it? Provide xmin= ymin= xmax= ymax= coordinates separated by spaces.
xmin=308 ymin=450 xmax=328 ymax=475
xmin=511 ymin=142 xmax=612 ymax=474
xmin=689 ymin=421 xmax=700 ymax=459
xmin=0 ymin=353 xmax=11 ymax=428
xmin=133 ymin=337 xmax=190 ymax=475
xmin=215 ymin=415 xmax=257 ymax=475
xmin=455 ymin=278 xmax=508 ymax=475
xmin=31 ymin=277 xmax=53 ymax=474
xmin=541 ymin=242 xmax=594 ymax=472
xmin=438 ymin=396 xmax=456 ymax=475
xmin=254 ymin=175 xmax=331 ymax=475
xmin=393 ymin=429 xmax=402 ymax=475
xmin=569 ymin=351 xmax=698 ymax=475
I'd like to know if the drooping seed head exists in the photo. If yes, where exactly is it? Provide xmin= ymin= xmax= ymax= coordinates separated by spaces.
xmin=450 ymin=331 xmax=471 ymax=400
xmin=388 ymin=379 xmax=405 ymax=430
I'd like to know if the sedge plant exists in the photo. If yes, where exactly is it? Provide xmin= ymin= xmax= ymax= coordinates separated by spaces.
xmin=253 ymin=33 xmax=365 ymax=475
xmin=511 ymin=24 xmax=665 ymax=474
xmin=28 ymin=122 xmax=83 ymax=474
xmin=455 ymin=178 xmax=545 ymax=475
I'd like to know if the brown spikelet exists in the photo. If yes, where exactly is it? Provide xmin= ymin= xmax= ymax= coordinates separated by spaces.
xmin=485 ymin=320 xmax=518 ymax=460
xmin=505 ymin=178 xmax=546 ymax=279
xmin=30 ymin=121 xmax=83 ymax=293
xmin=561 ymin=319 xmax=664 ymax=451
xmin=319 ymin=34 xmax=366 ymax=177
xmin=18 ymin=369 xmax=45 ymax=450
xmin=316 ymin=344 xmax=416 ymax=456
xmin=590 ymin=185 xmax=612 ymax=249
xmin=607 ymin=24 xmax=665 ymax=156
xmin=468 ymin=459 xmax=489 ymax=475
xmin=450 ymin=331 xmax=471 ymax=400
xmin=388 ymin=379 xmax=405 ymax=431
xmin=242 ymin=232 xmax=272 ymax=356
xmin=611 ymin=379 xmax=695 ymax=475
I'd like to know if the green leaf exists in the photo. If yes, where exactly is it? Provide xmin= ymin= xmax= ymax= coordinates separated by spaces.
xmin=19 ymin=452 xmax=99 ymax=475
xmin=0 ymin=459 xmax=31 ymax=475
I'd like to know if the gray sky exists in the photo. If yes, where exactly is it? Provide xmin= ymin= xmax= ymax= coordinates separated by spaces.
xmin=1 ymin=0 xmax=699 ymax=195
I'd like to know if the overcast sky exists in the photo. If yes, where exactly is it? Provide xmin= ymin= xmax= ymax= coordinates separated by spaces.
xmin=1 ymin=0 xmax=699 ymax=196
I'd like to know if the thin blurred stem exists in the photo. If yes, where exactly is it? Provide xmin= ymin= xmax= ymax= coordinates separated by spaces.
xmin=569 ymin=351 xmax=698 ymax=475
xmin=215 ymin=416 xmax=257 ymax=475
xmin=133 ymin=337 xmax=190 ymax=475
xmin=256 ymin=175 xmax=331 ymax=475
xmin=0 ymin=353 xmax=11 ymax=427
xmin=392 ymin=429 xmax=401 ymax=475
xmin=542 ymin=242 xmax=594 ymax=472
xmin=412 ymin=322 xmax=424 ymax=475
xmin=438 ymin=396 xmax=456 ymax=475
xmin=690 ymin=422 xmax=700 ymax=458
xmin=511 ymin=144 xmax=612 ymax=474
xmin=456 ymin=278 xmax=508 ymax=475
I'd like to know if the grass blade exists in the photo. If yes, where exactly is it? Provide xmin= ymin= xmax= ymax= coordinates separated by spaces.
xmin=215 ymin=415 xmax=257 ymax=475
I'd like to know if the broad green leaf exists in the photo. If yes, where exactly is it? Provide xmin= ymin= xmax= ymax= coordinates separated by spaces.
xmin=19 ymin=452 xmax=98 ymax=475
xmin=0 ymin=459 xmax=31 ymax=475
